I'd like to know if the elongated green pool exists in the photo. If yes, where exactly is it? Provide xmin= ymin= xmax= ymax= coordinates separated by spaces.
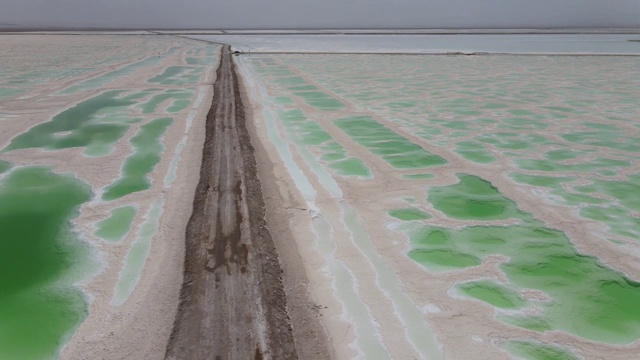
xmin=102 ymin=117 xmax=173 ymax=201
xmin=0 ymin=167 xmax=92 ymax=360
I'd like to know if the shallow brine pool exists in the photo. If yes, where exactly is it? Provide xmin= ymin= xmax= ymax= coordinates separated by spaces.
xmin=238 ymin=51 xmax=640 ymax=359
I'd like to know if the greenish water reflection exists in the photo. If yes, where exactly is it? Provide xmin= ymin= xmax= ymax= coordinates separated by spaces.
xmin=102 ymin=118 xmax=173 ymax=201
xmin=0 ymin=167 xmax=92 ymax=359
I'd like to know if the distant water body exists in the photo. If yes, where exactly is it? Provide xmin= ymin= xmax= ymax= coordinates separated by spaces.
xmin=188 ymin=34 xmax=640 ymax=54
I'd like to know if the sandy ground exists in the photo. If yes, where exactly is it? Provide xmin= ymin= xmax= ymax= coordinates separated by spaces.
xmin=0 ymin=35 xmax=217 ymax=359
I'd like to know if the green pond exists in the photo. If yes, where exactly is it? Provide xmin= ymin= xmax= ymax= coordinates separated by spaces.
xmin=2 ymin=91 xmax=143 ymax=157
xmin=389 ymin=208 xmax=431 ymax=221
xmin=402 ymin=174 xmax=640 ymax=344
xmin=148 ymin=66 xmax=202 ymax=86
xmin=102 ymin=117 xmax=173 ymax=201
xmin=401 ymin=173 xmax=435 ymax=180
xmin=503 ymin=340 xmax=577 ymax=360
xmin=58 ymin=51 xmax=172 ymax=95
xmin=94 ymin=206 xmax=137 ymax=242
xmin=139 ymin=90 xmax=193 ymax=114
xmin=112 ymin=199 xmax=164 ymax=306
xmin=0 ymin=160 xmax=12 ymax=174
xmin=0 ymin=167 xmax=92 ymax=359
xmin=242 ymin=52 xmax=640 ymax=356
xmin=335 ymin=116 xmax=447 ymax=169
xmin=278 ymin=109 xmax=371 ymax=178
xmin=428 ymin=174 xmax=532 ymax=221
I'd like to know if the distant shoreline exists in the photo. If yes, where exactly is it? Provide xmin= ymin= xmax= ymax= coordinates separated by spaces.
xmin=1 ymin=28 xmax=640 ymax=35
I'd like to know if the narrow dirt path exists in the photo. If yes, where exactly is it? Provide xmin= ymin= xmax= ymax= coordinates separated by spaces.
xmin=165 ymin=45 xmax=297 ymax=360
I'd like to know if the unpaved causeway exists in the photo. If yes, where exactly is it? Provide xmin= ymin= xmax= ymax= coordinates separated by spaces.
xmin=166 ymin=45 xmax=296 ymax=360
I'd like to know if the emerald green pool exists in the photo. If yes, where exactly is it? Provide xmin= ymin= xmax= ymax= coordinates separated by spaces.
xmin=456 ymin=280 xmax=525 ymax=309
xmin=0 ymin=37 xmax=220 ymax=360
xmin=102 ymin=117 xmax=173 ymax=201
xmin=334 ymin=116 xmax=447 ymax=169
xmin=388 ymin=208 xmax=431 ymax=221
xmin=240 ymin=52 xmax=640 ymax=357
xmin=503 ymin=340 xmax=577 ymax=360
xmin=0 ymin=167 xmax=92 ymax=360
xmin=429 ymin=174 xmax=532 ymax=221
xmin=0 ymin=160 xmax=12 ymax=174
xmin=404 ymin=174 xmax=640 ymax=344
xmin=278 ymin=109 xmax=371 ymax=178
xmin=2 ymin=91 xmax=142 ymax=157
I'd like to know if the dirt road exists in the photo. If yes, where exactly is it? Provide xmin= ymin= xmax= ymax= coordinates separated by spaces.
xmin=165 ymin=45 xmax=296 ymax=360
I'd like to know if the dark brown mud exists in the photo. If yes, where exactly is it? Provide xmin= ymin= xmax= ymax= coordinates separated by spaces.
xmin=165 ymin=45 xmax=296 ymax=360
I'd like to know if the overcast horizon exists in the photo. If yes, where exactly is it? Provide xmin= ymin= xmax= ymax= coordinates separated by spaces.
xmin=2 ymin=0 xmax=640 ymax=30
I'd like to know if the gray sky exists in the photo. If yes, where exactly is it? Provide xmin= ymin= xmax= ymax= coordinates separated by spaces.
xmin=1 ymin=0 xmax=639 ymax=29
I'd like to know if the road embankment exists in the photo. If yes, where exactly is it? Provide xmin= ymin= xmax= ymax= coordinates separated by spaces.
xmin=166 ymin=45 xmax=297 ymax=360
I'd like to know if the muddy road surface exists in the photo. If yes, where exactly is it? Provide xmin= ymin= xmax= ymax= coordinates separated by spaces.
xmin=166 ymin=45 xmax=297 ymax=360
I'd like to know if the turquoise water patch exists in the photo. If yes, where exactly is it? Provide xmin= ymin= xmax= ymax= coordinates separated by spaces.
xmin=167 ymin=99 xmax=191 ymax=113
xmin=512 ymin=169 xmax=640 ymax=240
xmin=575 ymin=174 xmax=640 ymax=211
xmin=474 ymin=133 xmax=554 ymax=151
xmin=266 ymin=70 xmax=344 ymax=110
xmin=274 ymin=96 xmax=295 ymax=105
xmin=112 ymin=198 xmax=164 ymax=306
xmin=94 ymin=206 xmax=137 ymax=242
xmin=0 ymin=88 xmax=25 ymax=100
xmin=509 ymin=173 xmax=574 ymax=189
xmin=510 ymin=172 xmax=606 ymax=206
xmin=389 ymin=208 xmax=431 ymax=221
xmin=400 ymin=174 xmax=640 ymax=344
xmin=454 ymin=140 xmax=497 ymax=164
xmin=0 ymin=167 xmax=92 ymax=359
xmin=402 ymin=173 xmax=435 ymax=180
xmin=102 ymin=117 xmax=173 ymax=201
xmin=456 ymin=280 xmax=525 ymax=309
xmin=185 ymin=56 xmax=216 ymax=65
xmin=562 ymin=131 xmax=640 ymax=152
xmin=0 ymin=160 xmax=12 ymax=174
xmin=2 ymin=91 xmax=141 ymax=157
xmin=503 ymin=340 xmax=578 ymax=360
xmin=292 ymin=90 xmax=344 ymax=110
xmin=148 ymin=66 xmax=202 ymax=86
xmin=58 ymin=52 xmax=171 ymax=95
xmin=334 ymin=116 xmax=447 ymax=169
xmin=408 ymin=221 xmax=640 ymax=344
xmin=278 ymin=109 xmax=371 ymax=178
xmin=429 ymin=174 xmax=532 ymax=221
xmin=140 ymin=90 xmax=193 ymax=114
xmin=580 ymin=206 xmax=640 ymax=239
xmin=275 ymin=76 xmax=306 ymax=86
xmin=517 ymin=157 xmax=630 ymax=173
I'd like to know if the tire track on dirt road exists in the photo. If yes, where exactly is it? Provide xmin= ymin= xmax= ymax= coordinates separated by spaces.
xmin=166 ymin=45 xmax=296 ymax=360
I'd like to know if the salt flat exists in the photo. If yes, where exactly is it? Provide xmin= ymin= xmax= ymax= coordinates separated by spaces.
xmin=235 ymin=48 xmax=640 ymax=359
xmin=189 ymin=33 xmax=640 ymax=54
xmin=1 ymin=31 xmax=640 ymax=360
xmin=0 ymin=34 xmax=217 ymax=359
